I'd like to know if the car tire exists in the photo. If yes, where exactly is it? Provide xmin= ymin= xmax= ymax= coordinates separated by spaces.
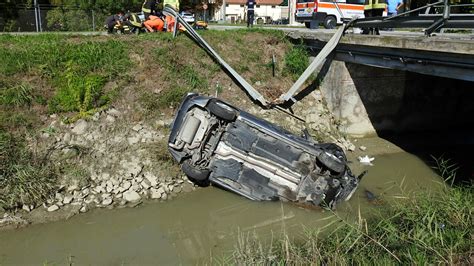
xmin=304 ymin=22 xmax=311 ymax=29
xmin=318 ymin=151 xmax=345 ymax=173
xmin=323 ymin=16 xmax=337 ymax=29
xmin=182 ymin=161 xmax=210 ymax=181
xmin=207 ymin=99 xmax=237 ymax=121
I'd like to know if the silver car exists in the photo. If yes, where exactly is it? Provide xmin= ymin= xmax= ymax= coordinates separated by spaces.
xmin=168 ymin=94 xmax=360 ymax=209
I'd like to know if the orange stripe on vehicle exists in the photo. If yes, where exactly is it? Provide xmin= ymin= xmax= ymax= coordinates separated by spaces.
xmin=318 ymin=2 xmax=364 ymax=11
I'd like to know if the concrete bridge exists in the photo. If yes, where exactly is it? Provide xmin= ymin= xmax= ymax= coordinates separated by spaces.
xmin=286 ymin=29 xmax=474 ymax=137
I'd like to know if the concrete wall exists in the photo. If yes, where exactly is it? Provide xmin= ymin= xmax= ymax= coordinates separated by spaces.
xmin=319 ymin=61 xmax=474 ymax=137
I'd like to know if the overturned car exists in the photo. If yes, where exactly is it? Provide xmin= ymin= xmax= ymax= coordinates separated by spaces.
xmin=168 ymin=94 xmax=360 ymax=209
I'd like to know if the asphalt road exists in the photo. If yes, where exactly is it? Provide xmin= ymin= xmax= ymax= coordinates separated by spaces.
xmin=1 ymin=24 xmax=473 ymax=40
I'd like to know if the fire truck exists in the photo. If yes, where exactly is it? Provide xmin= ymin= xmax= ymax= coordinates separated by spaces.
xmin=295 ymin=0 xmax=365 ymax=29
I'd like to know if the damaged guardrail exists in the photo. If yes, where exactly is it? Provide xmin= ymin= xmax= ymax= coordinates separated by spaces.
xmin=163 ymin=5 xmax=345 ymax=108
xmin=163 ymin=6 xmax=268 ymax=106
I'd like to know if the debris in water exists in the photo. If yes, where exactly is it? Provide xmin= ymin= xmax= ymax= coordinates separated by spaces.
xmin=358 ymin=155 xmax=375 ymax=166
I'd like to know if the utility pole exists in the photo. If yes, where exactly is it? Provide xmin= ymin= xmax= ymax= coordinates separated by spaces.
xmin=34 ymin=0 xmax=39 ymax=32
xmin=92 ymin=10 xmax=96 ymax=31
xmin=38 ymin=3 xmax=43 ymax=32
xmin=222 ymin=0 xmax=226 ymax=21
xmin=288 ymin=0 xmax=296 ymax=25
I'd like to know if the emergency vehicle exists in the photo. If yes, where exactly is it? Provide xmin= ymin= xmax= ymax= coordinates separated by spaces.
xmin=295 ymin=0 xmax=365 ymax=29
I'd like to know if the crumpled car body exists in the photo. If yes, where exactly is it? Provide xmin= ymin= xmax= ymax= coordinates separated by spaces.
xmin=168 ymin=93 xmax=359 ymax=209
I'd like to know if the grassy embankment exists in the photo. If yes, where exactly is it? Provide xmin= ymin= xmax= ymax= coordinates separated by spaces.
xmin=229 ymin=166 xmax=473 ymax=264
xmin=0 ymin=30 xmax=309 ymax=211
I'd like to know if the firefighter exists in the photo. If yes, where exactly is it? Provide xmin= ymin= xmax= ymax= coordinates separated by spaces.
xmin=144 ymin=15 xmax=165 ymax=32
xmin=124 ymin=12 xmax=144 ymax=34
xmin=362 ymin=0 xmax=387 ymax=35
xmin=142 ymin=0 xmax=158 ymax=20
xmin=163 ymin=0 xmax=180 ymax=32
xmin=104 ymin=11 xmax=124 ymax=34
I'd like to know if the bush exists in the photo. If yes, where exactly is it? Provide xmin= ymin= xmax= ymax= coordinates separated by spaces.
xmin=48 ymin=63 xmax=106 ymax=113
xmin=46 ymin=8 xmax=93 ymax=31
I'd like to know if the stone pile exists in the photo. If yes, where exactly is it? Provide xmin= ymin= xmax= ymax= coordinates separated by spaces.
xmin=42 ymin=172 xmax=194 ymax=213
xmin=33 ymin=107 xmax=194 ymax=214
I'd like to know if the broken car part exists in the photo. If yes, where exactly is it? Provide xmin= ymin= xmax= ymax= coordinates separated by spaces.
xmin=168 ymin=94 xmax=360 ymax=209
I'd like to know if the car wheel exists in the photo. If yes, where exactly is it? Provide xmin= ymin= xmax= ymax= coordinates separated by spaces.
xmin=207 ymin=99 xmax=237 ymax=121
xmin=304 ymin=22 xmax=311 ymax=29
xmin=318 ymin=151 xmax=345 ymax=173
xmin=182 ymin=161 xmax=210 ymax=181
xmin=323 ymin=16 xmax=337 ymax=29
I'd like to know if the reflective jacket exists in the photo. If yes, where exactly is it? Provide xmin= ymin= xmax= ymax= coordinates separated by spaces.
xmin=164 ymin=0 xmax=180 ymax=11
xmin=364 ymin=0 xmax=387 ymax=10
xmin=142 ymin=0 xmax=157 ymax=14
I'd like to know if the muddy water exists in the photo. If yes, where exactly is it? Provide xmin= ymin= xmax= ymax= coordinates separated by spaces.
xmin=0 ymin=148 xmax=443 ymax=264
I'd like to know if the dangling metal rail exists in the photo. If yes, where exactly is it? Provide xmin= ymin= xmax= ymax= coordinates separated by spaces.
xmin=163 ymin=6 xmax=268 ymax=106
xmin=163 ymin=5 xmax=346 ymax=107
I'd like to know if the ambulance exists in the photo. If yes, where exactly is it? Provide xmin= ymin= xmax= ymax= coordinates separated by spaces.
xmin=295 ymin=0 xmax=365 ymax=29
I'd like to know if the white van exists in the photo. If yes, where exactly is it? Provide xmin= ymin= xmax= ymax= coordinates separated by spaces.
xmin=295 ymin=0 xmax=365 ymax=29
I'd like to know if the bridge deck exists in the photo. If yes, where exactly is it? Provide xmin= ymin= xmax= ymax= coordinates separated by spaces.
xmin=286 ymin=29 xmax=474 ymax=81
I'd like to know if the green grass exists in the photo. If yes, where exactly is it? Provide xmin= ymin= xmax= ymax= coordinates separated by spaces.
xmin=230 ymin=180 xmax=473 ymax=265
xmin=0 ymin=131 xmax=57 ymax=210
xmin=283 ymin=46 xmax=309 ymax=79
xmin=0 ymin=34 xmax=129 ymax=117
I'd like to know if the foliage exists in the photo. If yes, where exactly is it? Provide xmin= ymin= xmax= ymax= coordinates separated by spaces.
xmin=0 ymin=131 xmax=57 ymax=210
xmin=46 ymin=8 xmax=93 ymax=31
xmin=283 ymin=46 xmax=309 ymax=78
xmin=48 ymin=63 xmax=106 ymax=113
xmin=231 ymin=181 xmax=473 ymax=264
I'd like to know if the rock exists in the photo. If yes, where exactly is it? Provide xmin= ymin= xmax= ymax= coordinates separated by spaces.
xmin=80 ymin=205 xmax=88 ymax=213
xmin=127 ymin=136 xmax=140 ymax=145
xmin=131 ymin=184 xmax=140 ymax=192
xmin=22 ymin=205 xmax=31 ymax=212
xmin=92 ymin=112 xmax=100 ymax=121
xmin=72 ymin=119 xmax=88 ymax=135
xmin=107 ymin=108 xmax=121 ymax=117
xmin=150 ymin=188 xmax=162 ymax=199
xmin=144 ymin=172 xmax=158 ymax=187
xmin=102 ymin=198 xmax=113 ymax=206
xmin=123 ymin=190 xmax=141 ymax=202
xmin=100 ymin=173 xmax=111 ymax=181
xmin=347 ymin=143 xmax=356 ymax=152
xmin=359 ymin=146 xmax=367 ymax=151
xmin=63 ymin=133 xmax=71 ymax=143
xmin=156 ymin=187 xmax=165 ymax=195
xmin=119 ymin=181 xmax=132 ymax=192
xmin=132 ymin=124 xmax=143 ymax=132
xmin=182 ymin=183 xmax=194 ymax=193
xmin=105 ymin=115 xmax=116 ymax=123
xmin=67 ymin=184 xmax=78 ymax=192
xmin=47 ymin=205 xmax=60 ymax=212
xmin=141 ymin=180 xmax=151 ymax=190
xmin=63 ymin=195 xmax=74 ymax=204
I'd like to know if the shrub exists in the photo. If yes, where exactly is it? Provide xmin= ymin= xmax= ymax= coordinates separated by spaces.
xmin=49 ymin=63 xmax=106 ymax=114
xmin=46 ymin=8 xmax=93 ymax=31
